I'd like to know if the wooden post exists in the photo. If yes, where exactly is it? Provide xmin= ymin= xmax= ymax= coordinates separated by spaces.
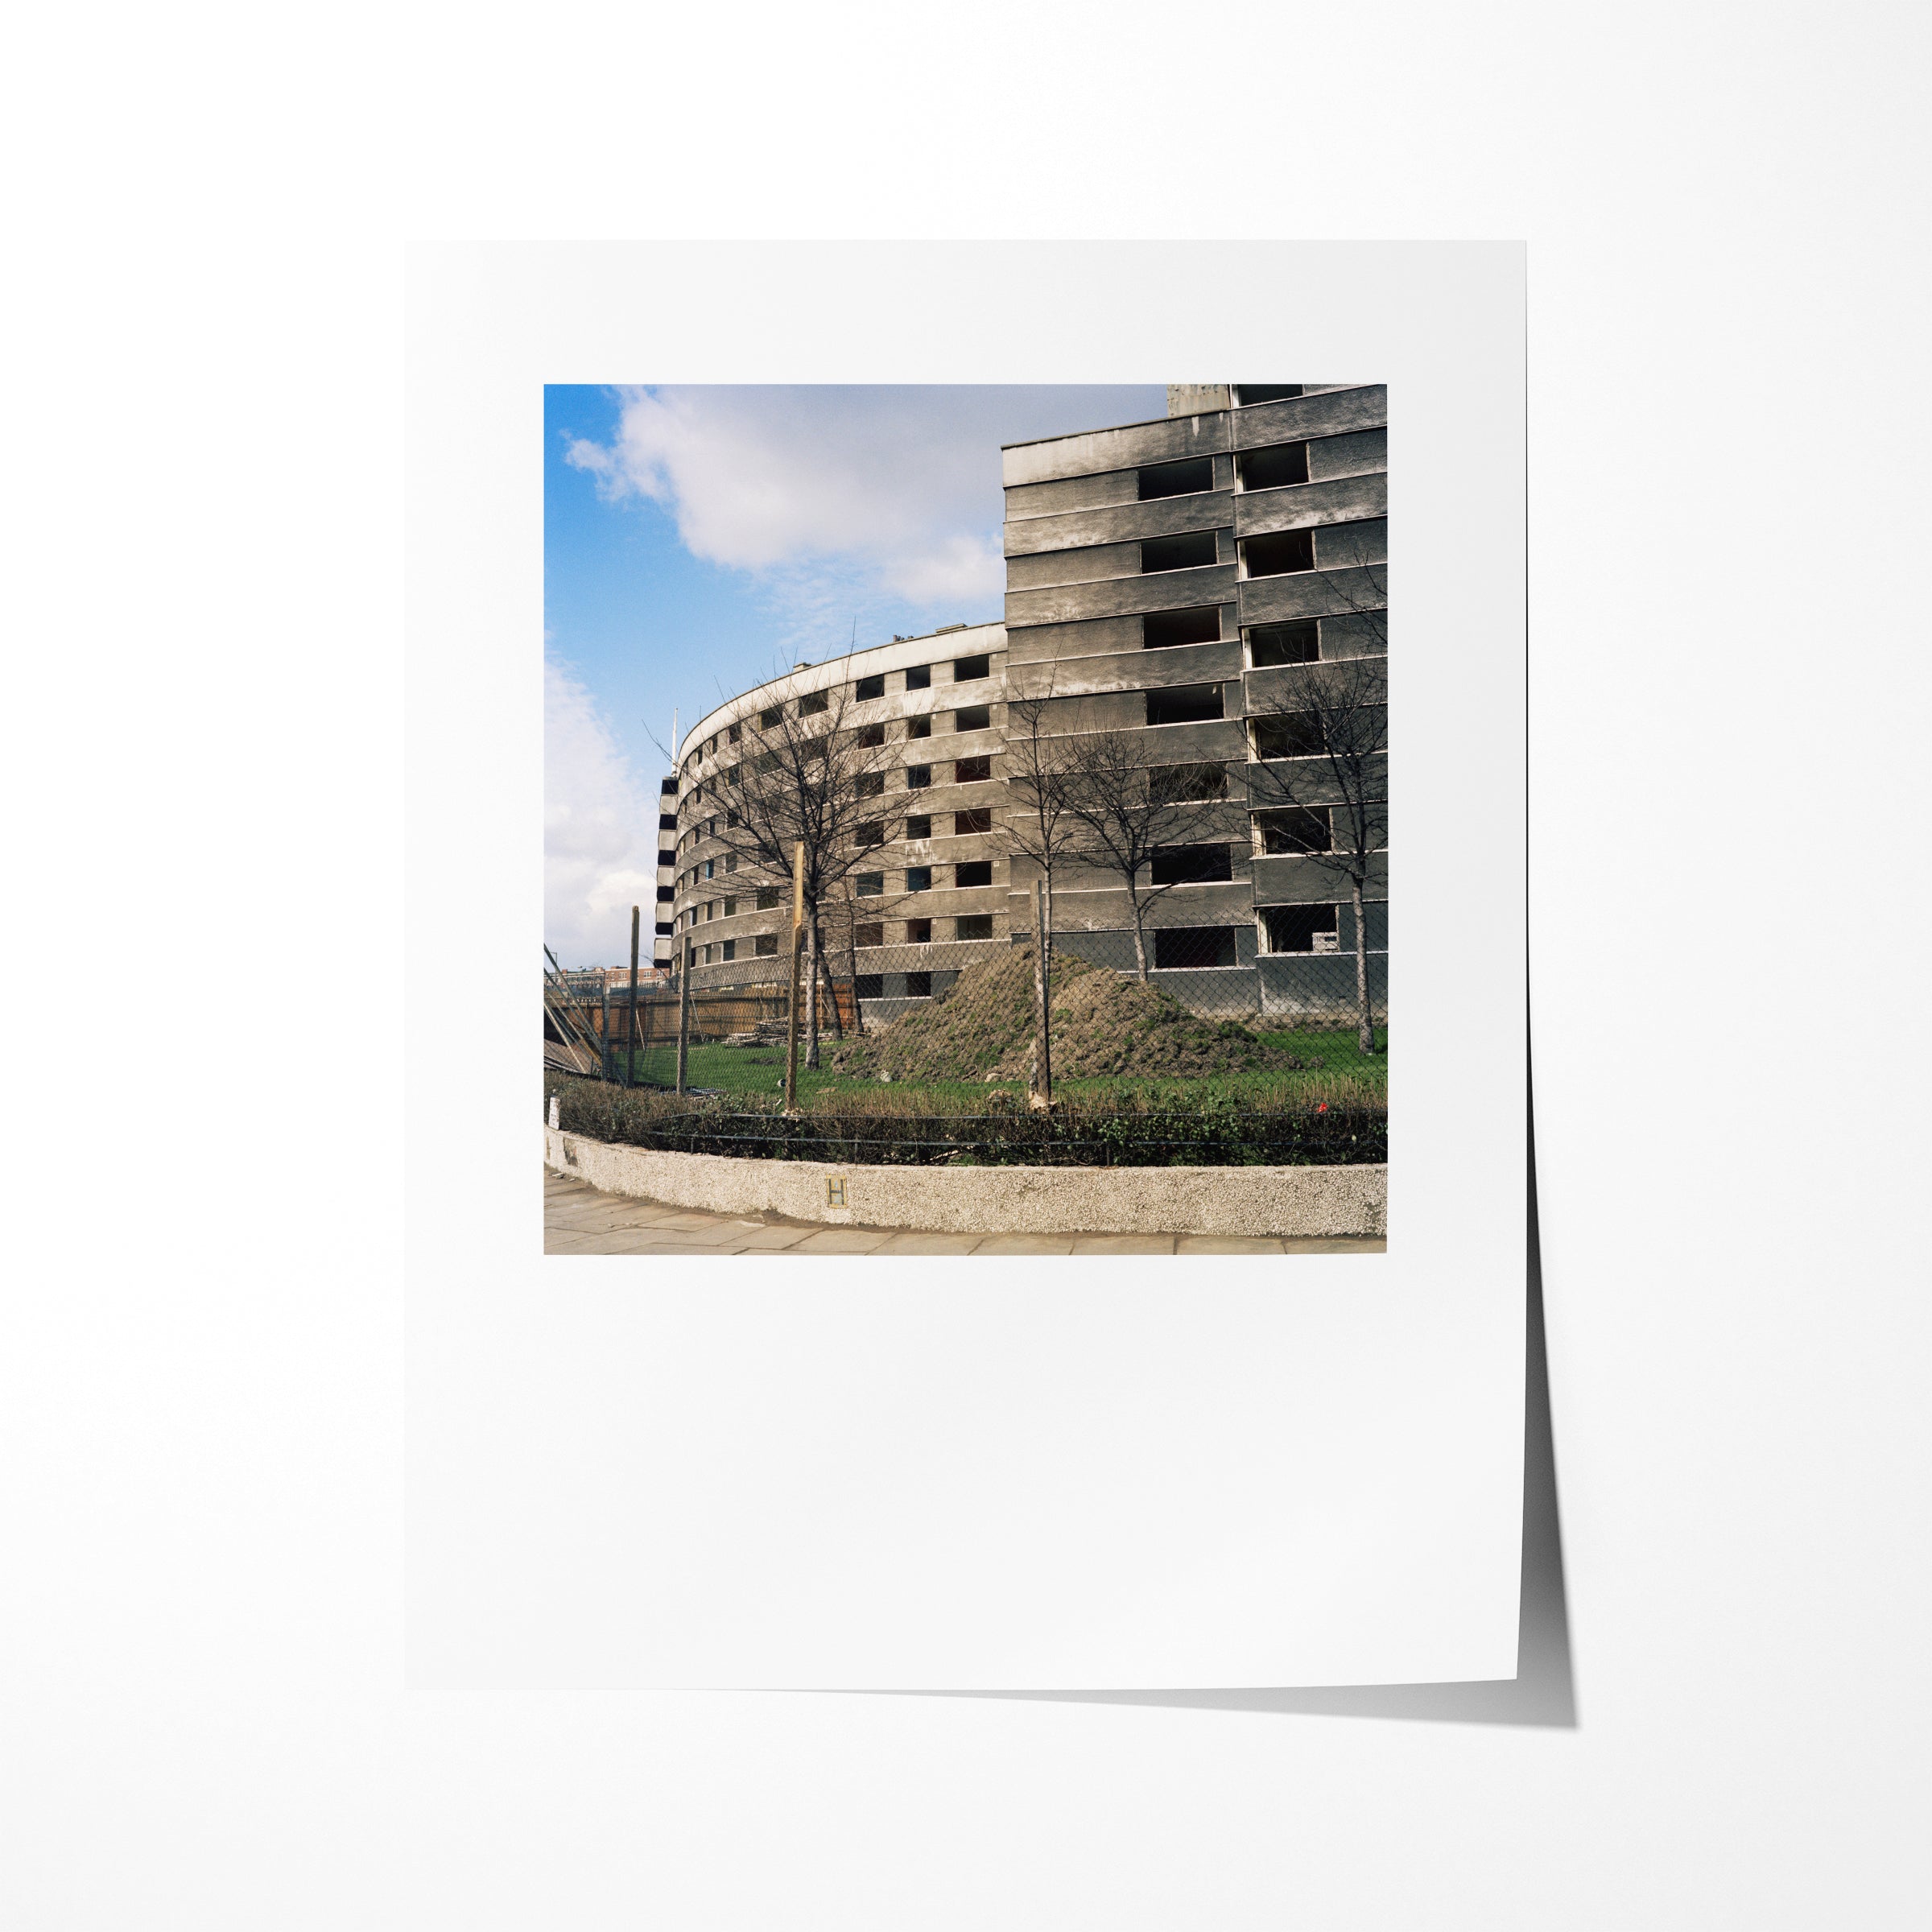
xmin=1030 ymin=873 xmax=1052 ymax=1113
xmin=783 ymin=840 xmax=805 ymax=1114
xmin=625 ymin=905 xmax=640 ymax=1088
xmin=675 ymin=931 xmax=693 ymax=1095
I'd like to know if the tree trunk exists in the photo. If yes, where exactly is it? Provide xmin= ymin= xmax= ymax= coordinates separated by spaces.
xmin=1350 ymin=874 xmax=1373 ymax=1055
xmin=1129 ymin=899 xmax=1150 ymax=982
xmin=815 ymin=916 xmax=843 ymax=1040
xmin=803 ymin=916 xmax=820 ymax=1068
xmin=1029 ymin=873 xmax=1051 ymax=1113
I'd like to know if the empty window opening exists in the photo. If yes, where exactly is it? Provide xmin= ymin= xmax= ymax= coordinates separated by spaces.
xmin=952 ymin=654 xmax=991 ymax=683
xmin=955 ymin=860 xmax=993 ymax=888
xmin=906 ymin=714 xmax=933 ymax=740
xmin=654 ymin=884 xmax=674 ymax=903
xmin=906 ymin=866 xmax=932 ymax=893
xmin=1143 ymin=606 xmax=1222 ymax=649
xmin=855 ymin=873 xmax=884 ymax=898
xmin=703 ymin=858 xmax=715 ymax=880
xmin=754 ymin=933 xmax=780 ymax=958
xmin=856 ymin=673 xmax=886 ymax=700
xmin=1249 ymin=620 xmax=1319 ymax=666
xmin=759 ymin=706 xmax=782 ymax=729
xmin=905 ymin=664 xmax=931 ymax=691
xmin=1145 ymin=683 xmax=1225 ymax=726
xmin=956 ymin=914 xmax=994 ymax=941
xmin=904 ymin=814 xmax=932 ymax=840
xmin=1150 ymin=844 xmax=1234 ymax=886
xmin=1262 ymin=903 xmax=1341 ymax=954
xmin=905 ymin=919 xmax=932 ymax=945
xmin=1252 ymin=711 xmax=1326 ymax=759
xmin=720 ymin=939 xmax=737 ymax=962
xmin=1241 ymin=528 xmax=1315 ymax=577
xmin=955 ymin=703 xmax=991 ymax=733
xmin=1257 ymin=807 xmax=1332 ymax=854
xmin=855 ymin=819 xmax=886 ymax=847
xmin=723 ymin=897 xmax=737 ymax=917
xmin=905 ymin=970 xmax=933 ymax=997
xmin=1234 ymin=385 xmax=1305 ymax=407
xmin=906 ymin=763 xmax=932 ymax=790
xmin=955 ymin=754 xmax=993 ymax=783
xmin=658 ymin=814 xmax=677 ymax=832
xmin=854 ymin=974 xmax=884 ymax=1000
xmin=854 ymin=922 xmax=885 ymax=949
xmin=799 ymin=691 xmax=829 ymax=716
xmin=1137 ymin=456 xmax=1214 ymax=501
xmin=953 ymin=807 xmax=993 ymax=835
xmin=1238 ymin=442 xmax=1310 ymax=492
xmin=1154 ymin=926 xmax=1241 ymax=969
xmin=727 ymin=724 xmax=741 ymax=744
xmin=857 ymin=721 xmax=886 ymax=747
xmin=1141 ymin=530 xmax=1220 ymax=574
xmin=856 ymin=772 xmax=885 ymax=799
xmin=1150 ymin=762 xmax=1228 ymax=803
xmin=725 ymin=852 xmax=739 ymax=872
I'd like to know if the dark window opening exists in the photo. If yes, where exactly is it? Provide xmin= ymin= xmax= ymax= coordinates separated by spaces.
xmin=1252 ymin=711 xmax=1326 ymax=759
xmin=906 ymin=763 xmax=932 ymax=790
xmin=723 ymin=898 xmax=737 ymax=917
xmin=956 ymin=914 xmax=994 ymax=941
xmin=856 ymin=819 xmax=886 ymax=847
xmin=955 ymin=860 xmax=993 ymax=888
xmin=725 ymin=852 xmax=738 ymax=872
xmin=1238 ymin=441 xmax=1310 ymax=491
xmin=1249 ymin=619 xmax=1319 ymax=666
xmin=857 ymin=721 xmax=886 ymax=747
xmin=906 ymin=866 xmax=931 ymax=893
xmin=856 ymin=771 xmax=885 ymax=798
xmin=1141 ymin=530 xmax=1220 ymax=574
xmin=854 ymin=922 xmax=885 ymax=949
xmin=1146 ymin=683 xmax=1224 ymax=726
xmin=954 ymin=807 xmax=993 ymax=835
xmin=854 ymin=974 xmax=884 ymax=1000
xmin=727 ymin=724 xmax=741 ymax=744
xmin=657 ymin=848 xmax=675 ymax=868
xmin=799 ymin=691 xmax=829 ymax=716
xmin=1257 ymin=807 xmax=1332 ymax=854
xmin=952 ymin=654 xmax=991 ymax=682
xmin=1137 ymin=456 xmax=1214 ymax=500
xmin=1234 ymin=385 xmax=1305 ymax=406
xmin=1150 ymin=762 xmax=1227 ymax=803
xmin=1150 ymin=844 xmax=1234 ymax=886
xmin=655 ymin=884 xmax=674 ymax=902
xmin=856 ymin=673 xmax=886 ymax=700
xmin=906 ymin=714 xmax=932 ymax=739
xmin=654 ymin=921 xmax=673 ymax=936
xmin=904 ymin=814 xmax=932 ymax=840
xmin=955 ymin=703 xmax=991 ymax=733
xmin=905 ymin=664 xmax=931 ymax=691
xmin=1241 ymin=527 xmax=1315 ymax=577
xmin=1154 ymin=926 xmax=1241 ymax=968
xmin=1143 ymin=605 xmax=1222 ymax=649
xmin=1262 ymin=903 xmax=1341 ymax=954
xmin=855 ymin=873 xmax=884 ymax=898
xmin=955 ymin=754 xmax=993 ymax=783
xmin=905 ymin=971 xmax=933 ymax=997
xmin=658 ymin=814 xmax=678 ymax=832
xmin=754 ymin=933 xmax=780 ymax=958
xmin=759 ymin=706 xmax=781 ymax=729
xmin=905 ymin=919 xmax=932 ymax=944
xmin=720 ymin=939 xmax=736 ymax=962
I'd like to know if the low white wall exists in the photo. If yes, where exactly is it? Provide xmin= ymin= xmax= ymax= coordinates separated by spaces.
xmin=545 ymin=1128 xmax=1385 ymax=1239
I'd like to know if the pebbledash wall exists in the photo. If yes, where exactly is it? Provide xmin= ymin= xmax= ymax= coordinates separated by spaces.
xmin=664 ymin=383 xmax=1387 ymax=1024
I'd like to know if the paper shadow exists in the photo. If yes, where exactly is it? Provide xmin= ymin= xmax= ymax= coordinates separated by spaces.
xmin=875 ymin=1076 xmax=1576 ymax=1728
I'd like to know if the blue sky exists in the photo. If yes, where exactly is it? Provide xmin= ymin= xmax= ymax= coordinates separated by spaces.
xmin=544 ymin=383 xmax=1166 ymax=966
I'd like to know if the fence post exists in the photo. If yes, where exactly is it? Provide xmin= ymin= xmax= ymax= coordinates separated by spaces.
xmin=783 ymin=839 xmax=804 ymax=1115
xmin=1030 ymin=873 xmax=1052 ymax=1113
xmin=675 ymin=931 xmax=693 ymax=1095
xmin=625 ymin=905 xmax=640 ymax=1088
xmin=601 ymin=976 xmax=611 ymax=1081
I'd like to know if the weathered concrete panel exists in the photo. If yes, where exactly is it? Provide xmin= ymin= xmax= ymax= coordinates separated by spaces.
xmin=1314 ymin=518 xmax=1386 ymax=569
xmin=1231 ymin=386 xmax=1387 ymax=450
xmin=1003 ymin=613 xmax=1150 ymax=663
xmin=1004 ymin=490 xmax=1233 ymax=557
xmin=1237 ymin=564 xmax=1387 ymax=627
xmin=1234 ymin=472 xmax=1388 ymax=537
xmin=1007 ymin=638 xmax=1243 ymax=700
xmin=1167 ymin=382 xmax=1230 ymax=415
xmin=1243 ymin=655 xmax=1387 ymax=714
xmin=1307 ymin=427 xmax=1387 ymax=481
xmin=1002 ymin=412 xmax=1230 ymax=488
xmin=1251 ymin=852 xmax=1390 ymax=906
xmin=1005 ymin=564 xmax=1238 ymax=628
xmin=1003 ymin=469 xmax=1139 ymax=521
xmin=1005 ymin=541 xmax=1143 ymax=591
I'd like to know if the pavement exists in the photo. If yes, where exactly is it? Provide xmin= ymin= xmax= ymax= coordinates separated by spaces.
xmin=545 ymin=1168 xmax=1387 ymax=1257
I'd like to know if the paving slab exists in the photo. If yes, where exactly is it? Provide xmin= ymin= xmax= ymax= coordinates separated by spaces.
xmin=1174 ymin=1236 xmax=1288 ymax=1255
xmin=1069 ymin=1234 xmax=1178 ymax=1254
xmin=788 ymin=1228 xmax=894 ymax=1254
xmin=972 ymin=1235 xmax=1079 ymax=1255
xmin=869 ymin=1232 xmax=987 ymax=1255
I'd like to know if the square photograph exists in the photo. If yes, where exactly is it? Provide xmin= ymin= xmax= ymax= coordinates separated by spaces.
xmin=543 ymin=382 xmax=1389 ymax=1254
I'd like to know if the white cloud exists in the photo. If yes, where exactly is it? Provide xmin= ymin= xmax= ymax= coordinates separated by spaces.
xmin=545 ymin=654 xmax=660 ymax=968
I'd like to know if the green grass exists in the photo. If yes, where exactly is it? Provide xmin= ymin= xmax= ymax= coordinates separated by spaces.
xmin=612 ymin=1028 xmax=1385 ymax=1115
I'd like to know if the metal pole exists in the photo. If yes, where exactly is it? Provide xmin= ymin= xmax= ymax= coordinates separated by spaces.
xmin=675 ymin=931 xmax=693 ymax=1095
xmin=1031 ymin=873 xmax=1052 ymax=1112
xmin=625 ymin=905 xmax=640 ymax=1088
xmin=783 ymin=840 xmax=804 ymax=1114
xmin=601 ymin=976 xmax=611 ymax=1081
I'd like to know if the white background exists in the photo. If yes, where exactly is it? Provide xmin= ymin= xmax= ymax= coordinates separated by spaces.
xmin=5 ymin=2 xmax=1926 ymax=1926
xmin=408 ymin=242 xmax=1527 ymax=1691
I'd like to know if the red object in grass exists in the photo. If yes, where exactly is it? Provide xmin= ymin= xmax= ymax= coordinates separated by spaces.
xmin=1316 ymin=1102 xmax=1328 ymax=1113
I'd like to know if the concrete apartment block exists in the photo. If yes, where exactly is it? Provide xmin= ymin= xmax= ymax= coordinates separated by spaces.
xmin=663 ymin=385 xmax=1387 ymax=1022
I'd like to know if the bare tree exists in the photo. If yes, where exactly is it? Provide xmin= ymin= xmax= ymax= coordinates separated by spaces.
xmin=703 ymin=665 xmax=893 ymax=1067
xmin=1243 ymin=649 xmax=1388 ymax=1053
xmin=1059 ymin=727 xmax=1224 ymax=982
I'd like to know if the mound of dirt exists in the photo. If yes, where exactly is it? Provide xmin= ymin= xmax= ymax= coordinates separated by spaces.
xmin=832 ymin=946 xmax=1311 ymax=1084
